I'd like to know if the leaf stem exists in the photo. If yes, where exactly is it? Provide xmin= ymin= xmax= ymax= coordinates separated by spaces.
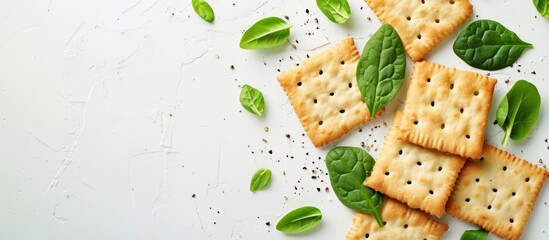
xmin=373 ymin=210 xmax=384 ymax=228
xmin=501 ymin=129 xmax=511 ymax=146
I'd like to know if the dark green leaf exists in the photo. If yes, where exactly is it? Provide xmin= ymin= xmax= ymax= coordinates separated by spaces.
xmin=191 ymin=0 xmax=214 ymax=23
xmin=325 ymin=146 xmax=384 ymax=227
xmin=276 ymin=206 xmax=322 ymax=234
xmin=496 ymin=80 xmax=541 ymax=146
xmin=453 ymin=20 xmax=533 ymax=70
xmin=239 ymin=84 xmax=265 ymax=116
xmin=460 ymin=229 xmax=489 ymax=240
xmin=249 ymin=168 xmax=272 ymax=192
xmin=356 ymin=23 xmax=406 ymax=117
xmin=316 ymin=0 xmax=351 ymax=24
xmin=239 ymin=17 xmax=292 ymax=50
xmin=533 ymin=0 xmax=549 ymax=18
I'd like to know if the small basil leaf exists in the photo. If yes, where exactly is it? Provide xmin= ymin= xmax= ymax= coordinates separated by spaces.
xmin=276 ymin=206 xmax=322 ymax=234
xmin=356 ymin=23 xmax=406 ymax=117
xmin=316 ymin=0 xmax=351 ymax=24
xmin=191 ymin=0 xmax=214 ymax=23
xmin=239 ymin=84 xmax=265 ymax=116
xmin=249 ymin=168 xmax=272 ymax=192
xmin=453 ymin=20 xmax=533 ymax=70
xmin=325 ymin=146 xmax=384 ymax=227
xmin=460 ymin=229 xmax=488 ymax=240
xmin=533 ymin=0 xmax=549 ymax=18
xmin=239 ymin=17 xmax=292 ymax=50
xmin=496 ymin=80 xmax=541 ymax=146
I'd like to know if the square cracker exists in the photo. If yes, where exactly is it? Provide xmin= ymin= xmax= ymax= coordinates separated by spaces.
xmin=446 ymin=145 xmax=549 ymax=240
xmin=398 ymin=61 xmax=496 ymax=158
xmin=345 ymin=198 xmax=448 ymax=240
xmin=277 ymin=38 xmax=373 ymax=147
xmin=364 ymin=0 xmax=472 ymax=61
xmin=365 ymin=112 xmax=466 ymax=218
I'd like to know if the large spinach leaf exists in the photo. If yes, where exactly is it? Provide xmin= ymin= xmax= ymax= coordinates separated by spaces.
xmin=356 ymin=23 xmax=406 ymax=117
xmin=276 ymin=206 xmax=322 ymax=234
xmin=453 ymin=20 xmax=532 ymax=70
xmin=533 ymin=0 xmax=549 ymax=18
xmin=496 ymin=80 xmax=541 ymax=146
xmin=325 ymin=146 xmax=384 ymax=227
xmin=460 ymin=229 xmax=488 ymax=240
xmin=239 ymin=17 xmax=292 ymax=50
xmin=316 ymin=0 xmax=351 ymax=24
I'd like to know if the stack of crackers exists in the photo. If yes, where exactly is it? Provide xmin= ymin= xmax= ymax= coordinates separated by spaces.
xmin=276 ymin=0 xmax=548 ymax=239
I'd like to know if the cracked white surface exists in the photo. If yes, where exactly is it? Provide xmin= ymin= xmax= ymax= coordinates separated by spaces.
xmin=1 ymin=0 xmax=549 ymax=239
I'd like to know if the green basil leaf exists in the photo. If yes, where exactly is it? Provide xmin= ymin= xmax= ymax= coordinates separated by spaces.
xmin=239 ymin=17 xmax=292 ymax=50
xmin=276 ymin=206 xmax=322 ymax=234
xmin=356 ymin=23 xmax=406 ymax=117
xmin=534 ymin=0 xmax=549 ymax=18
xmin=249 ymin=168 xmax=271 ymax=192
xmin=325 ymin=146 xmax=384 ymax=227
xmin=460 ymin=229 xmax=488 ymax=240
xmin=453 ymin=20 xmax=533 ymax=70
xmin=496 ymin=80 xmax=541 ymax=146
xmin=191 ymin=0 xmax=214 ymax=23
xmin=239 ymin=84 xmax=265 ymax=116
xmin=316 ymin=0 xmax=351 ymax=24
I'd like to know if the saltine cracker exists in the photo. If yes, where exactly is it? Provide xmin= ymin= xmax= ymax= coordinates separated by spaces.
xmin=277 ymin=38 xmax=373 ymax=147
xmin=398 ymin=61 xmax=496 ymax=158
xmin=364 ymin=0 xmax=473 ymax=61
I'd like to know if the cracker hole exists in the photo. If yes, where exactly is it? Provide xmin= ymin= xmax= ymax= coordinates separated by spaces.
xmin=465 ymin=198 xmax=470 ymax=202
xmin=493 ymin=188 xmax=498 ymax=192
xmin=475 ymin=178 xmax=480 ymax=182
xmin=329 ymin=92 xmax=334 ymax=96
xmin=480 ymin=157 xmax=484 ymax=161
xmin=407 ymin=16 xmax=411 ymax=21
xmin=403 ymin=224 xmax=409 ymax=229
xmin=385 ymin=172 xmax=390 ymax=176
xmin=435 ymin=19 xmax=440 ymax=23
xmin=466 ymin=134 xmax=470 ymax=139
xmin=430 ymin=101 xmax=435 ymax=107
xmin=383 ymin=221 xmax=387 ymax=226
xmin=510 ymin=219 xmax=514 ymax=223
xmin=512 ymin=192 xmax=516 ymax=196
xmin=297 ymin=81 xmax=302 ymax=86
xmin=438 ymin=166 xmax=442 ymax=171
xmin=449 ymin=0 xmax=455 ymax=4
xmin=526 ymin=177 xmax=530 ymax=182
xmin=341 ymin=60 xmax=345 ymax=65
xmin=450 ymin=83 xmax=454 ymax=90
xmin=429 ymin=190 xmax=434 ymax=195
xmin=440 ymin=123 xmax=445 ymax=129
xmin=417 ymin=161 xmax=422 ymax=166
xmin=313 ymin=99 xmax=318 ymax=104
xmin=365 ymin=233 xmax=369 ymax=238
xmin=474 ymin=91 xmax=479 ymax=96
xmin=399 ymin=149 xmax=403 ymax=155
xmin=339 ymin=109 xmax=345 ymax=114
xmin=427 ymin=78 xmax=431 ymax=82
xmin=503 ymin=166 xmax=507 ymax=171
xmin=319 ymin=70 xmax=323 ymax=75
xmin=407 ymin=180 xmax=412 ymax=185
xmin=421 ymin=0 xmax=425 ymax=3
xmin=460 ymin=108 xmax=464 ymax=114
xmin=318 ymin=121 xmax=323 ymax=125
xmin=417 ymin=34 xmax=422 ymax=39
xmin=488 ymin=205 xmax=492 ymax=209
xmin=413 ymin=120 xmax=418 ymax=125
xmin=348 ymin=82 xmax=352 ymax=88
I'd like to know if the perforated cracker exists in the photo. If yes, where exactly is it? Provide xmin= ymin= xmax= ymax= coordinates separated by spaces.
xmin=398 ymin=61 xmax=496 ymax=158
xmin=365 ymin=112 xmax=466 ymax=218
xmin=446 ymin=145 xmax=549 ymax=240
xmin=345 ymin=198 xmax=448 ymax=240
xmin=364 ymin=0 xmax=473 ymax=61
xmin=277 ymin=38 xmax=373 ymax=147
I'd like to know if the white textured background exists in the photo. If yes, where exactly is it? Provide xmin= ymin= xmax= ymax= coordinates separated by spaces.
xmin=1 ymin=0 xmax=548 ymax=239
